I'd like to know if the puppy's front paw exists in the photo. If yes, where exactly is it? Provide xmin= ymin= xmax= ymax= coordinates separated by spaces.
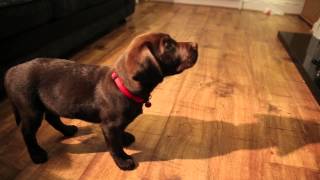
xmin=122 ymin=132 xmax=135 ymax=147
xmin=114 ymin=156 xmax=136 ymax=170
xmin=30 ymin=148 xmax=48 ymax=164
xmin=62 ymin=125 xmax=78 ymax=137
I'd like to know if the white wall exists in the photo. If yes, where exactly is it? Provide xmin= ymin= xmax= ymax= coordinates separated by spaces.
xmin=152 ymin=0 xmax=305 ymax=14
xmin=242 ymin=0 xmax=305 ymax=14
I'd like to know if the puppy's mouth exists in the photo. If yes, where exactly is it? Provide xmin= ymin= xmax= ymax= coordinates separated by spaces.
xmin=185 ymin=48 xmax=198 ymax=68
xmin=177 ymin=51 xmax=198 ymax=72
xmin=190 ymin=49 xmax=198 ymax=65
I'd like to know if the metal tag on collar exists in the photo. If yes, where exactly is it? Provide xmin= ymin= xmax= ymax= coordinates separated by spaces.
xmin=144 ymin=95 xmax=152 ymax=108
xmin=145 ymin=101 xmax=151 ymax=108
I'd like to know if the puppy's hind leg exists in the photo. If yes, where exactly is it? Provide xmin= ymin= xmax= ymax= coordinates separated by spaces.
xmin=45 ymin=112 xmax=78 ymax=137
xmin=10 ymin=103 xmax=21 ymax=125
xmin=20 ymin=110 xmax=48 ymax=164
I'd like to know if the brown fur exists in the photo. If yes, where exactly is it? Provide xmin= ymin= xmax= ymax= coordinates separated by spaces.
xmin=4 ymin=32 xmax=198 ymax=170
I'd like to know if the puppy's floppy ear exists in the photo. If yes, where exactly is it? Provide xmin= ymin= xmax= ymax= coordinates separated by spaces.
xmin=131 ymin=42 xmax=163 ymax=86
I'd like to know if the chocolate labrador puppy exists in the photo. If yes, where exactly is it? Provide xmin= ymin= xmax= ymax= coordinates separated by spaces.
xmin=4 ymin=32 xmax=198 ymax=170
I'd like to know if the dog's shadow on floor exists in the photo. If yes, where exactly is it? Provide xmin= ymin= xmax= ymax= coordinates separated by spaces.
xmin=59 ymin=114 xmax=320 ymax=163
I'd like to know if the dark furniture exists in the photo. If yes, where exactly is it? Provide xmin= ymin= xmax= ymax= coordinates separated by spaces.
xmin=278 ymin=32 xmax=320 ymax=104
xmin=300 ymin=0 xmax=320 ymax=25
xmin=0 ymin=0 xmax=135 ymax=99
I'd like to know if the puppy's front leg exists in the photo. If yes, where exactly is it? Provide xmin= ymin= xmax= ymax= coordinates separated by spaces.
xmin=100 ymin=123 xmax=136 ymax=170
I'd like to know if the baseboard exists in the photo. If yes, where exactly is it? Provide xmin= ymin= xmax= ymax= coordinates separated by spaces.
xmin=151 ymin=0 xmax=304 ymax=14
xmin=151 ymin=0 xmax=241 ymax=9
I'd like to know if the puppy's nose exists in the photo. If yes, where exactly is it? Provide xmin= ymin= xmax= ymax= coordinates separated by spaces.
xmin=190 ymin=42 xmax=198 ymax=50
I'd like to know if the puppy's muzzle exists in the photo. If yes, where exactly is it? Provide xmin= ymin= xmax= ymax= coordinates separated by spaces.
xmin=188 ymin=42 xmax=198 ymax=65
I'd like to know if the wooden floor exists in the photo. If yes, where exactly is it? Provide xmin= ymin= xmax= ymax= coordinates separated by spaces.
xmin=1 ymin=2 xmax=319 ymax=180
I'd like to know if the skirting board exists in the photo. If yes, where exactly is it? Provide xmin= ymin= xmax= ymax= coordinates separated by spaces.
xmin=151 ymin=0 xmax=241 ymax=9
xmin=151 ymin=0 xmax=304 ymax=14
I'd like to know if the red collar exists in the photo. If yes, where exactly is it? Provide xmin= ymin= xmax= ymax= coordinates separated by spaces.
xmin=111 ymin=72 xmax=151 ymax=107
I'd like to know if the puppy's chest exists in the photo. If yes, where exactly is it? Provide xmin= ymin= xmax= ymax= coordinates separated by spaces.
xmin=121 ymin=103 xmax=143 ymax=125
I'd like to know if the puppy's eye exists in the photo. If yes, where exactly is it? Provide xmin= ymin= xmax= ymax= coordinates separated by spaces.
xmin=164 ymin=40 xmax=176 ymax=51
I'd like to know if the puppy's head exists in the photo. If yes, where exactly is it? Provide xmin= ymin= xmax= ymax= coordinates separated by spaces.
xmin=119 ymin=32 xmax=198 ymax=87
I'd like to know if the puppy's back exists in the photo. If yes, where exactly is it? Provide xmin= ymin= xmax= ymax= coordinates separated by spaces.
xmin=5 ymin=58 xmax=68 ymax=94
xmin=5 ymin=58 xmax=109 ymax=120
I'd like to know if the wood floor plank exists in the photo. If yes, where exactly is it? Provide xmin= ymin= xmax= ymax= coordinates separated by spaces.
xmin=0 ymin=2 xmax=319 ymax=180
